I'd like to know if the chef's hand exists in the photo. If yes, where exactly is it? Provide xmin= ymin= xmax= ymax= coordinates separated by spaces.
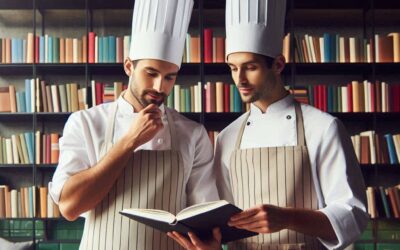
xmin=167 ymin=228 xmax=222 ymax=250
xmin=228 ymin=204 xmax=288 ymax=233
xmin=124 ymin=103 xmax=163 ymax=149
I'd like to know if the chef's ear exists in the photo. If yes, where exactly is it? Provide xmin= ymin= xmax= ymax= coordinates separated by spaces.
xmin=124 ymin=58 xmax=138 ymax=77
xmin=272 ymin=55 xmax=286 ymax=75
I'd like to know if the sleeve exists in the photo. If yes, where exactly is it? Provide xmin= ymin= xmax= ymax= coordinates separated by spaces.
xmin=317 ymin=118 xmax=369 ymax=249
xmin=186 ymin=125 xmax=220 ymax=205
xmin=48 ymin=112 xmax=91 ymax=204
xmin=214 ymin=134 xmax=235 ymax=204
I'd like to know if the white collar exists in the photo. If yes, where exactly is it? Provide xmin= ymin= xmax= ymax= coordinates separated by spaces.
xmin=250 ymin=94 xmax=295 ymax=116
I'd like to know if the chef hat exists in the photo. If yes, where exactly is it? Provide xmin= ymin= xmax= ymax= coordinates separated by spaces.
xmin=129 ymin=0 xmax=194 ymax=68
xmin=225 ymin=0 xmax=287 ymax=59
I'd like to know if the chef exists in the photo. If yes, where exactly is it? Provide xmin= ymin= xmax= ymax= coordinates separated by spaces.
xmin=168 ymin=0 xmax=369 ymax=249
xmin=49 ymin=0 xmax=218 ymax=249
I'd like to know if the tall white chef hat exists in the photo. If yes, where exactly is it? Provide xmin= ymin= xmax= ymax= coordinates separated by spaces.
xmin=225 ymin=0 xmax=287 ymax=59
xmin=129 ymin=0 xmax=194 ymax=68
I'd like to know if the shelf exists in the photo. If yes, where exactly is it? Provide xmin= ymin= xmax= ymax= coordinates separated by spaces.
xmin=36 ymin=112 xmax=72 ymax=122
xmin=36 ymin=64 xmax=86 ymax=75
xmin=0 ymin=164 xmax=34 ymax=169
xmin=3 ymin=63 xmax=400 ymax=76
xmin=36 ymin=0 xmax=86 ymax=10
xmin=0 ymin=0 xmax=33 ymax=9
xmin=0 ymin=113 xmax=34 ymax=122
xmin=0 ymin=64 xmax=33 ymax=76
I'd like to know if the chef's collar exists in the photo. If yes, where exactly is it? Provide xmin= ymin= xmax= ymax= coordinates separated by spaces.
xmin=250 ymin=94 xmax=294 ymax=115
xmin=117 ymin=94 xmax=166 ymax=116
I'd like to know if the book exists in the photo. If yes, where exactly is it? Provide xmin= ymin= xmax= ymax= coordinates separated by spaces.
xmin=119 ymin=200 xmax=258 ymax=243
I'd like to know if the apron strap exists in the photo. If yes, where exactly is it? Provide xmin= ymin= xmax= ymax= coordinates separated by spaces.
xmin=234 ymin=99 xmax=306 ymax=150
xmin=165 ymin=108 xmax=178 ymax=151
xmin=234 ymin=111 xmax=251 ymax=150
xmin=294 ymin=101 xmax=306 ymax=147
xmin=100 ymin=91 xmax=177 ymax=154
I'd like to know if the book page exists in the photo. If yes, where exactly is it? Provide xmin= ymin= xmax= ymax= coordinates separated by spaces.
xmin=120 ymin=208 xmax=176 ymax=224
xmin=176 ymin=200 xmax=228 ymax=221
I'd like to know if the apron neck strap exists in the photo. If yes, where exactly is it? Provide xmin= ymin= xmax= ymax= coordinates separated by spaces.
xmin=294 ymin=101 xmax=306 ymax=147
xmin=234 ymin=101 xmax=306 ymax=150
xmin=102 ymin=92 xmax=178 ymax=153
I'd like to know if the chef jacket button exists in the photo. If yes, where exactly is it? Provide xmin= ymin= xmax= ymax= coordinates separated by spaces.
xmin=247 ymin=121 xmax=251 ymax=126
xmin=286 ymin=115 xmax=291 ymax=120
xmin=157 ymin=138 xmax=163 ymax=144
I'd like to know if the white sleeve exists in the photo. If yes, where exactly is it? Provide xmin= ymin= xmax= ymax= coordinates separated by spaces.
xmin=186 ymin=125 xmax=219 ymax=205
xmin=48 ymin=112 xmax=91 ymax=204
xmin=214 ymin=134 xmax=235 ymax=204
xmin=317 ymin=118 xmax=369 ymax=249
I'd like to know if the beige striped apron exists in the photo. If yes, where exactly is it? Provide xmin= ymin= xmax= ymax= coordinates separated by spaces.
xmin=80 ymin=100 xmax=185 ymax=250
xmin=229 ymin=102 xmax=323 ymax=250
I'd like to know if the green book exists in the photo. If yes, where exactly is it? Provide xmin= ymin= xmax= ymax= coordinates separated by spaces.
xmin=167 ymin=90 xmax=174 ymax=109
xmin=103 ymin=36 xmax=109 ymax=63
xmin=53 ymin=37 xmax=60 ymax=63
xmin=379 ymin=187 xmax=392 ymax=218
xmin=332 ymin=86 xmax=337 ymax=112
xmin=377 ymin=243 xmax=400 ymax=250
xmin=307 ymin=85 xmax=314 ymax=107
xmin=185 ymin=88 xmax=191 ymax=113
xmin=180 ymin=88 xmax=185 ymax=113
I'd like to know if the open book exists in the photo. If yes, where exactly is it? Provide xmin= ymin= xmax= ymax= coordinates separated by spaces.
xmin=119 ymin=200 xmax=258 ymax=243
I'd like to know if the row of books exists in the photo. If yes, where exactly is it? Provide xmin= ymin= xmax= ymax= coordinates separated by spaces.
xmin=166 ymin=83 xmax=203 ymax=113
xmin=298 ymin=81 xmax=400 ymax=113
xmin=284 ymin=33 xmax=400 ymax=63
xmin=366 ymin=185 xmax=400 ymax=219
xmin=351 ymin=132 xmax=400 ymax=165
xmin=0 ymin=132 xmax=59 ymax=165
xmin=204 ymin=82 xmax=249 ymax=113
xmin=0 ymin=185 xmax=60 ymax=219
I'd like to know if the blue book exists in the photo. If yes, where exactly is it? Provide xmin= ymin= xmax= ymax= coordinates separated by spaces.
xmin=379 ymin=186 xmax=392 ymax=218
xmin=24 ymin=132 xmax=33 ymax=164
xmin=323 ymin=33 xmax=331 ymax=62
xmin=16 ymin=92 xmax=24 ymax=112
xmin=48 ymin=36 xmax=53 ymax=63
xmin=233 ymin=87 xmax=241 ymax=112
xmin=25 ymin=79 xmax=31 ymax=112
xmin=384 ymin=134 xmax=399 ymax=164
xmin=103 ymin=36 xmax=109 ymax=63
xmin=22 ymin=39 xmax=27 ymax=63
xmin=98 ymin=36 xmax=103 ymax=63
xmin=330 ymin=34 xmax=336 ymax=63
xmin=11 ymin=38 xmax=18 ymax=63
xmin=39 ymin=36 xmax=45 ymax=63
xmin=109 ymin=36 xmax=116 ymax=63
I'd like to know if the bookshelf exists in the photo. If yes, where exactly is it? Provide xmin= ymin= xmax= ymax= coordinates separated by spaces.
xmin=0 ymin=0 xmax=400 ymax=249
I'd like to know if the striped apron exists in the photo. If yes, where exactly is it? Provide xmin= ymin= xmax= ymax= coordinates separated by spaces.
xmin=80 ymin=100 xmax=185 ymax=250
xmin=229 ymin=102 xmax=323 ymax=250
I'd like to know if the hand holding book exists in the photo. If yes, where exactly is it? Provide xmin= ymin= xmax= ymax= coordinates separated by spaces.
xmin=119 ymin=200 xmax=258 ymax=244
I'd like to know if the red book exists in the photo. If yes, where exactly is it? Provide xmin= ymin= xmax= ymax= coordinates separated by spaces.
xmin=95 ymin=83 xmax=103 ymax=105
xmin=318 ymin=85 xmax=324 ymax=111
xmin=88 ymin=32 xmax=96 ymax=63
xmin=313 ymin=85 xmax=319 ymax=110
xmin=35 ymin=36 xmax=39 ymax=63
xmin=322 ymin=85 xmax=327 ymax=112
xmin=46 ymin=134 xmax=51 ymax=164
xmin=224 ymin=83 xmax=230 ymax=112
xmin=216 ymin=37 xmax=225 ymax=63
xmin=370 ymin=82 xmax=376 ymax=112
xmin=347 ymin=83 xmax=353 ymax=112
xmin=204 ymin=28 xmax=213 ymax=63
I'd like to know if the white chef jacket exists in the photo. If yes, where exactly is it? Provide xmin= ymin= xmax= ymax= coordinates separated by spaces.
xmin=214 ymin=94 xmax=369 ymax=250
xmin=49 ymin=95 xmax=219 ymax=209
